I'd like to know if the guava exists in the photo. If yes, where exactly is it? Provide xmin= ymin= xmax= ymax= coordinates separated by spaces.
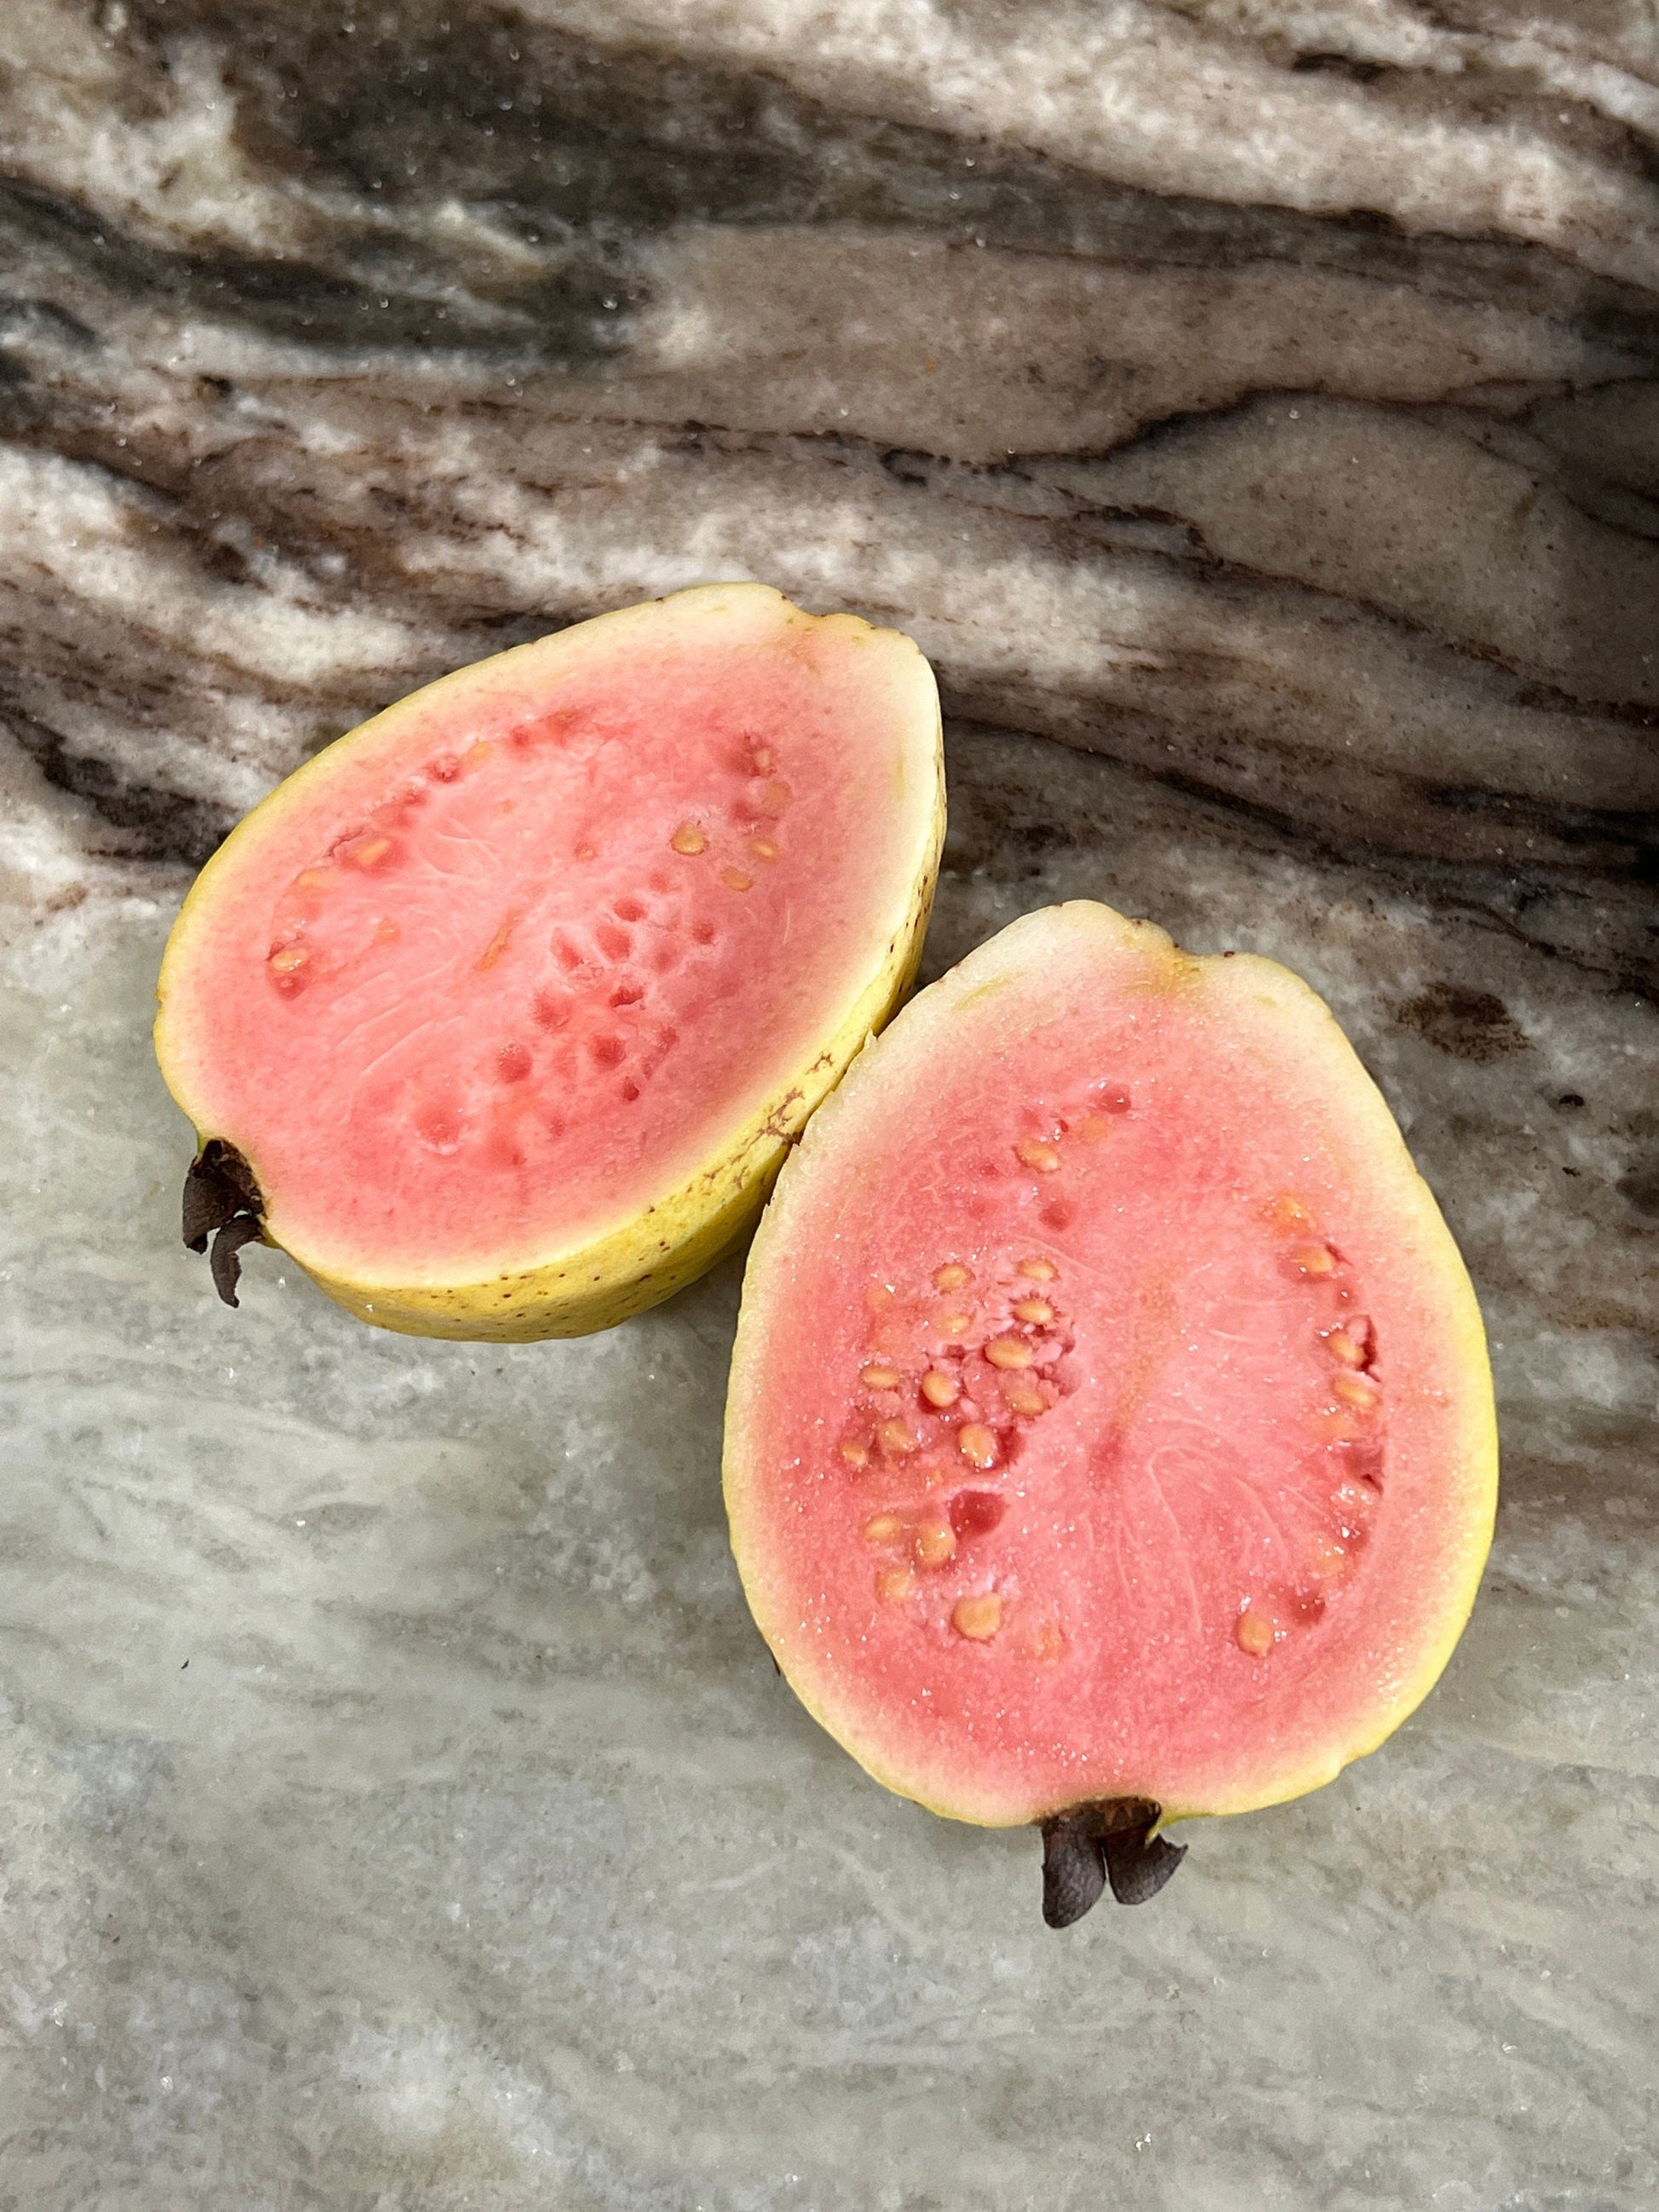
xmin=156 ymin=584 xmax=944 ymax=1338
xmin=725 ymin=903 xmax=1497 ymax=1921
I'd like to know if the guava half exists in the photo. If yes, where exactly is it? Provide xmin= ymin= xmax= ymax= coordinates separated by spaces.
xmin=155 ymin=584 xmax=944 ymax=1338
xmin=725 ymin=903 xmax=1497 ymax=1921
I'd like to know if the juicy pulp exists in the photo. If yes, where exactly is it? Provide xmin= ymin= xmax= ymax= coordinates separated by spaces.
xmin=725 ymin=902 xmax=1497 ymax=1829
xmin=155 ymin=584 xmax=943 ymax=1337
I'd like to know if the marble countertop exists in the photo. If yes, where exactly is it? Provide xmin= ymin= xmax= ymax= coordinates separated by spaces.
xmin=2 ymin=3 xmax=1656 ymax=2206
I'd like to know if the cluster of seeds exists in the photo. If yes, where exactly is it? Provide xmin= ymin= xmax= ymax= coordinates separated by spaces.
xmin=1233 ymin=1193 xmax=1386 ymax=1660
xmin=267 ymin=822 xmax=414 ymax=996
xmin=840 ymin=1250 xmax=1080 ymax=1648
xmin=998 ymin=1086 xmax=1132 ymax=1230
xmin=668 ymin=737 xmax=792 ymax=894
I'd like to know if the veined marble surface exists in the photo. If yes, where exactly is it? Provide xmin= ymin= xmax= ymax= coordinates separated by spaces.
xmin=1 ymin=3 xmax=1656 ymax=2207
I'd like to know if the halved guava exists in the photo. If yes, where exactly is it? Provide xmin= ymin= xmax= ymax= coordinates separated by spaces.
xmin=725 ymin=902 xmax=1497 ymax=1920
xmin=155 ymin=584 xmax=943 ymax=1338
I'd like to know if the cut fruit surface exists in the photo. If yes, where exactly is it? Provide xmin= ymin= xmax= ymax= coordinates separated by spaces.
xmin=155 ymin=584 xmax=943 ymax=1337
xmin=725 ymin=902 xmax=1497 ymax=1842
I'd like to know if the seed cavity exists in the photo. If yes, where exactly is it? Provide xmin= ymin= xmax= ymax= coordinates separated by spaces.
xmin=921 ymin=1370 xmax=960 ymax=1409
xmin=1075 ymin=1116 xmax=1115 ymax=1142
xmin=949 ymin=1489 xmax=1006 ymax=1541
xmin=1304 ymin=1533 xmax=1351 ymax=1583
xmin=938 ymin=1309 xmax=973 ymax=1337
xmin=757 ymin=780 xmax=793 ymax=815
xmin=721 ymin=867 xmax=753 ymax=892
xmin=269 ymin=944 xmax=309 ymax=973
xmin=1316 ymin=1406 xmax=1366 ymax=1444
xmin=1290 ymin=1243 xmax=1337 ymax=1278
xmin=1017 ymin=1256 xmax=1057 ymax=1281
xmin=1335 ymin=1477 xmax=1379 ymax=1532
xmin=986 ymin=1337 xmax=1033 ymax=1371
xmin=860 ymin=1363 xmax=902 ymax=1391
xmin=933 ymin=1262 xmax=973 ymax=1291
xmin=749 ymin=836 xmax=779 ymax=863
xmin=670 ymin=822 xmax=708 ymax=856
xmin=1012 ymin=1298 xmax=1054 ymax=1325
xmin=952 ymin=1591 xmax=1003 ymax=1641
xmin=957 ymin=1423 xmax=998 ymax=1470
xmin=1016 ymin=1138 xmax=1062 ymax=1174
xmin=416 ymin=1103 xmax=461 ymax=1153
xmin=477 ymin=910 xmax=519 ymax=969
xmin=347 ymin=836 xmax=391 ymax=869
xmin=914 ymin=1521 xmax=957 ymax=1568
xmin=876 ymin=1566 xmax=916 ymax=1605
xmin=1236 ymin=1609 xmax=1275 ymax=1657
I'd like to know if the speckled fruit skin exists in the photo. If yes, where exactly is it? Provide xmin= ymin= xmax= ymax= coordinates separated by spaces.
xmin=154 ymin=585 xmax=945 ymax=1340
xmin=724 ymin=901 xmax=1499 ymax=1832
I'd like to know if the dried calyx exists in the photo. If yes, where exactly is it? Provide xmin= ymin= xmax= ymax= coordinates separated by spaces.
xmin=182 ymin=1139 xmax=266 ymax=1308
xmin=1038 ymin=1799 xmax=1188 ymax=1926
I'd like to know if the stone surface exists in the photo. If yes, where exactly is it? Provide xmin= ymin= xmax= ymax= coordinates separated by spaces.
xmin=0 ymin=3 xmax=1655 ymax=2207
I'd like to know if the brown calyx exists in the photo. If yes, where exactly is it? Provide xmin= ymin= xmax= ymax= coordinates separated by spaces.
xmin=182 ymin=1140 xmax=266 ymax=1308
xmin=1038 ymin=1798 xmax=1188 ymax=1926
